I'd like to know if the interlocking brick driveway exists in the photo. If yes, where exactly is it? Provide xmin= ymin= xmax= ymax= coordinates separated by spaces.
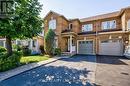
xmin=95 ymin=56 xmax=130 ymax=86
xmin=1 ymin=55 xmax=129 ymax=86
xmin=0 ymin=55 xmax=96 ymax=86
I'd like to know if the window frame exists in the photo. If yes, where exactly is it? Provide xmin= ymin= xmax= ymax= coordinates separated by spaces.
xmin=49 ymin=19 xmax=56 ymax=30
xmin=102 ymin=20 xmax=116 ymax=30
xmin=82 ymin=24 xmax=93 ymax=32
xmin=69 ymin=23 xmax=73 ymax=30
xmin=127 ymin=19 xmax=130 ymax=30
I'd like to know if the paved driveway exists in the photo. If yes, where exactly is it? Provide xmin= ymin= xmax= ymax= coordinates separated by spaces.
xmin=0 ymin=55 xmax=96 ymax=86
xmin=95 ymin=55 xmax=130 ymax=86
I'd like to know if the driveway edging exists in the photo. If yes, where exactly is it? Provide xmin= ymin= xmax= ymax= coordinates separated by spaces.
xmin=0 ymin=56 xmax=68 ymax=82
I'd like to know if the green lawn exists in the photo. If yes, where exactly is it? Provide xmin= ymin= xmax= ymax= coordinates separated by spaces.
xmin=20 ymin=55 xmax=50 ymax=65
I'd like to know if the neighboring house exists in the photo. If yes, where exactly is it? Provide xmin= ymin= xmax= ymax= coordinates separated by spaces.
xmin=44 ymin=7 xmax=130 ymax=56
xmin=0 ymin=0 xmax=44 ymax=54
xmin=0 ymin=35 xmax=44 ymax=54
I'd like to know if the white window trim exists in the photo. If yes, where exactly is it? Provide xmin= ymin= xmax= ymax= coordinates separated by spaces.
xmin=102 ymin=20 xmax=116 ymax=30
xmin=49 ymin=19 xmax=56 ymax=29
xmin=127 ymin=19 xmax=130 ymax=30
xmin=0 ymin=39 xmax=6 ymax=47
xmin=82 ymin=24 xmax=93 ymax=32
xmin=69 ymin=23 xmax=73 ymax=29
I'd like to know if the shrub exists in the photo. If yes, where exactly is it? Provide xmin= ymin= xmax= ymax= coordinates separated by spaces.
xmin=12 ymin=44 xmax=22 ymax=51
xmin=0 ymin=51 xmax=22 ymax=72
xmin=54 ymin=48 xmax=61 ymax=56
xmin=44 ymin=29 xmax=55 ymax=56
xmin=39 ymin=45 xmax=45 ymax=55
xmin=0 ymin=46 xmax=7 ymax=53
xmin=22 ymin=46 xmax=31 ymax=56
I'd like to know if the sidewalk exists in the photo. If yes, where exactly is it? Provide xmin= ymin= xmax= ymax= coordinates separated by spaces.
xmin=0 ymin=56 xmax=69 ymax=82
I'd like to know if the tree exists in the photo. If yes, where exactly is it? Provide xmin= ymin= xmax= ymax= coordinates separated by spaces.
xmin=44 ymin=29 xmax=55 ymax=56
xmin=0 ymin=0 xmax=43 ymax=55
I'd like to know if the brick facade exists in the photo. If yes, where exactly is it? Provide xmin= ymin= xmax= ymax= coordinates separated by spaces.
xmin=44 ymin=7 xmax=130 ymax=55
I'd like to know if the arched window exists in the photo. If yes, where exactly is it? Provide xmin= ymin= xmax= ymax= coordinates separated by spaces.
xmin=69 ymin=23 xmax=73 ymax=29
xmin=49 ymin=17 xmax=56 ymax=29
xmin=127 ymin=19 xmax=130 ymax=30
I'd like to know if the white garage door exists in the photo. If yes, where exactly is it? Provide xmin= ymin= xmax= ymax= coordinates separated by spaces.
xmin=78 ymin=40 xmax=93 ymax=54
xmin=99 ymin=40 xmax=123 ymax=56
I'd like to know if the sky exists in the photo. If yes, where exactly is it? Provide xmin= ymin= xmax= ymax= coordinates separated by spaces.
xmin=39 ymin=0 xmax=130 ymax=19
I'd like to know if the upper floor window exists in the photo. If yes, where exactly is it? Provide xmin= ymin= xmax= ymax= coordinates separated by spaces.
xmin=82 ymin=24 xmax=93 ymax=32
xmin=69 ymin=23 xmax=73 ymax=29
xmin=49 ymin=19 xmax=56 ymax=29
xmin=102 ymin=20 xmax=116 ymax=30
xmin=127 ymin=19 xmax=130 ymax=30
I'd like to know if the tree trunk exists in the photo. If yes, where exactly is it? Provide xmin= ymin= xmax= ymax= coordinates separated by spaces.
xmin=6 ymin=36 xmax=13 ymax=55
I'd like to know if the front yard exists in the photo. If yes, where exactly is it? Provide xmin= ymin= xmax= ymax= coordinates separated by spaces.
xmin=0 ymin=54 xmax=50 ymax=72
xmin=20 ymin=55 xmax=49 ymax=65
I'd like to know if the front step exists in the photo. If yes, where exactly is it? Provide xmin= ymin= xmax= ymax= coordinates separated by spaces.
xmin=61 ymin=52 xmax=75 ymax=57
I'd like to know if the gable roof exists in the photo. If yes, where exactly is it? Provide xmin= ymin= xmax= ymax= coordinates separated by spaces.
xmin=80 ymin=6 xmax=130 ymax=22
xmin=44 ymin=11 xmax=68 ymax=21
xmin=44 ymin=6 xmax=130 ymax=23
xmin=80 ymin=11 xmax=120 ymax=22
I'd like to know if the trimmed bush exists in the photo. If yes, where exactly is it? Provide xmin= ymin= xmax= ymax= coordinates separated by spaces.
xmin=0 ymin=46 xmax=7 ymax=53
xmin=44 ymin=29 xmax=55 ymax=56
xmin=0 ymin=51 xmax=22 ymax=72
xmin=54 ymin=48 xmax=61 ymax=56
xmin=39 ymin=45 xmax=45 ymax=55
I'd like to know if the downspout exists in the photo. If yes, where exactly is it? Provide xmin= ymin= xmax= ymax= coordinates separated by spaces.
xmin=95 ymin=22 xmax=98 ymax=55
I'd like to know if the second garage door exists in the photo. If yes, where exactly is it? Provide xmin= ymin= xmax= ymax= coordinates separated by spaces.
xmin=78 ymin=40 xmax=93 ymax=54
xmin=99 ymin=40 xmax=123 ymax=56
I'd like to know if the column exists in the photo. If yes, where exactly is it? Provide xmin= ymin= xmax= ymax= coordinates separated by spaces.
xmin=70 ymin=35 xmax=72 ymax=53
xmin=3 ymin=41 xmax=6 ymax=48
xmin=30 ymin=39 xmax=33 ymax=50
xmin=36 ymin=39 xmax=39 ymax=52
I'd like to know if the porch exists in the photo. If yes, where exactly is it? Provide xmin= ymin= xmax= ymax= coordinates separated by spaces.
xmin=61 ymin=32 xmax=77 ymax=55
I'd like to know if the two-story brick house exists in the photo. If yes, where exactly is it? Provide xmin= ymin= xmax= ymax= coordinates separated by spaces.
xmin=44 ymin=7 xmax=130 ymax=56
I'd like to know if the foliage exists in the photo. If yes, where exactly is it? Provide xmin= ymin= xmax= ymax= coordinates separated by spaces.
xmin=39 ymin=45 xmax=45 ymax=55
xmin=12 ymin=44 xmax=22 ymax=51
xmin=0 ymin=0 xmax=43 ymax=38
xmin=0 ymin=46 xmax=7 ymax=53
xmin=44 ymin=29 xmax=55 ymax=56
xmin=22 ymin=46 xmax=31 ymax=56
xmin=0 ymin=51 xmax=22 ymax=72
xmin=0 ymin=0 xmax=43 ymax=55
xmin=0 ymin=54 xmax=49 ymax=72
xmin=54 ymin=48 xmax=61 ymax=56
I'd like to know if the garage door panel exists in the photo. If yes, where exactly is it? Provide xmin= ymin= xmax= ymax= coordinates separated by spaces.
xmin=99 ymin=40 xmax=123 ymax=56
xmin=78 ymin=40 xmax=93 ymax=54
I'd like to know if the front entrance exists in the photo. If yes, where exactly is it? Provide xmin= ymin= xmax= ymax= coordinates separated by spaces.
xmin=78 ymin=40 xmax=93 ymax=54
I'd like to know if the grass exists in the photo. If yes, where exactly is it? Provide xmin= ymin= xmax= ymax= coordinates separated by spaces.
xmin=20 ymin=55 xmax=50 ymax=65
